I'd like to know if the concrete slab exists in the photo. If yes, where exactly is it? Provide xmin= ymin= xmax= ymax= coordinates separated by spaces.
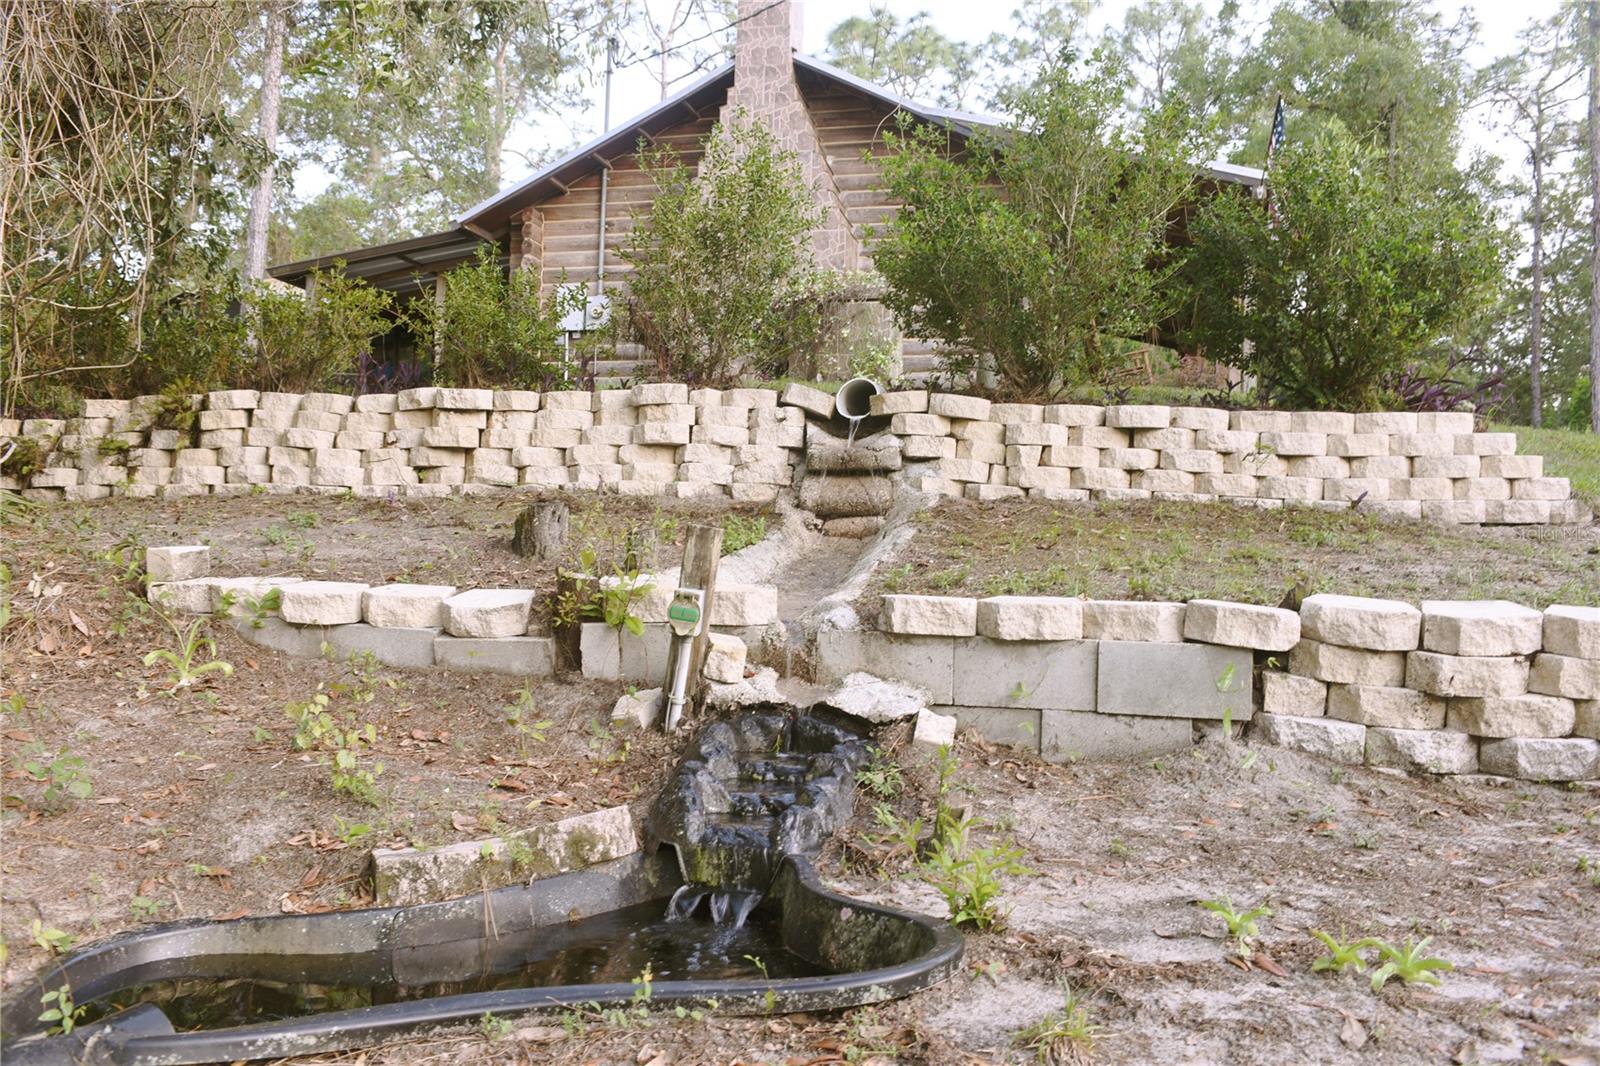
xmin=1096 ymin=640 xmax=1253 ymax=721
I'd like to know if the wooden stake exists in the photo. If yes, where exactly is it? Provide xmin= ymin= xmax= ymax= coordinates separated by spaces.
xmin=667 ymin=523 xmax=724 ymax=718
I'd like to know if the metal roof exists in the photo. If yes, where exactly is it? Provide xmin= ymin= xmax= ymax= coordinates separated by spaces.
xmin=267 ymin=227 xmax=488 ymax=293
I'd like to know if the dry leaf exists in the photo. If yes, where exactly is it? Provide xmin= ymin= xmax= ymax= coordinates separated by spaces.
xmin=1339 ymin=1014 xmax=1367 ymax=1049
xmin=210 ymin=908 xmax=249 ymax=921
xmin=68 ymin=609 xmax=89 ymax=637
xmin=451 ymin=811 xmax=476 ymax=832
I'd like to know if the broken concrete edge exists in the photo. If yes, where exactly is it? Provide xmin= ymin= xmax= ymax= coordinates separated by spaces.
xmin=370 ymin=804 xmax=639 ymax=907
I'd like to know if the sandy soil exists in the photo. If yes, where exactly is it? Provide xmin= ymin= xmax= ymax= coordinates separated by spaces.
xmin=4 ymin=494 xmax=1598 ymax=1065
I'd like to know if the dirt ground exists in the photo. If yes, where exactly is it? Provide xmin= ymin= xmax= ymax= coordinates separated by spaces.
xmin=3 ymin=494 xmax=1599 ymax=1065
xmin=859 ymin=498 xmax=1600 ymax=625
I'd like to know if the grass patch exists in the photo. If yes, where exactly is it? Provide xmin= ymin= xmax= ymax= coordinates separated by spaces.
xmin=1494 ymin=423 xmax=1600 ymax=506
xmin=873 ymin=498 xmax=1599 ymax=612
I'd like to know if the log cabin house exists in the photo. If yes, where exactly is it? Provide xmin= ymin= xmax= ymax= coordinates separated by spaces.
xmin=269 ymin=0 xmax=1264 ymax=385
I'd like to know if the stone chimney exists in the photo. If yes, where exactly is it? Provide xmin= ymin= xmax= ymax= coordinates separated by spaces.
xmin=720 ymin=0 xmax=859 ymax=271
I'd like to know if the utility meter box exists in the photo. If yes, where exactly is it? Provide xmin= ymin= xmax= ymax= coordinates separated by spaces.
xmin=667 ymin=588 xmax=705 ymax=638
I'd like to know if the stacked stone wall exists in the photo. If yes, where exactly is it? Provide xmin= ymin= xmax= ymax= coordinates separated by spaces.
xmin=824 ymin=592 xmax=1599 ymax=783
xmin=2 ymin=384 xmax=1588 ymax=526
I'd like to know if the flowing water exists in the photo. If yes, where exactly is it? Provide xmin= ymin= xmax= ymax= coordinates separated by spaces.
xmin=74 ymin=901 xmax=818 ymax=1033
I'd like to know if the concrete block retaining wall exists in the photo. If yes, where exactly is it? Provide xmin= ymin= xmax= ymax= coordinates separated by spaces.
xmin=832 ymin=593 xmax=1600 ymax=783
xmin=4 ymin=385 xmax=1588 ymax=526
xmin=146 ymin=551 xmax=780 ymax=682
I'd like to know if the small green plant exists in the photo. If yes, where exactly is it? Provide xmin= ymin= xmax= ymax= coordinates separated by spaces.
xmin=15 ymin=743 xmax=93 ymax=811
xmin=920 ymin=814 xmax=1031 ymax=930
xmin=721 ymin=514 xmax=767 ymax=554
xmin=130 ymin=896 xmax=165 ymax=922
xmin=143 ymin=614 xmax=233 ymax=693
xmin=96 ymin=437 xmax=131 ymax=460
xmin=855 ymin=746 xmax=904 ymax=800
xmin=1369 ymin=936 xmax=1452 ymax=991
xmin=928 ymin=564 xmax=970 ymax=591
xmin=39 ymin=985 xmax=85 ymax=1036
xmin=880 ymin=563 xmax=913 ymax=593
xmin=478 ymin=1011 xmax=514 ymax=1040
xmin=286 ymin=689 xmax=384 ymax=804
xmin=31 ymin=920 xmax=75 ymax=955
xmin=502 ymin=683 xmax=552 ymax=754
xmin=241 ymin=588 xmax=281 ymax=629
xmin=1014 ymin=981 xmax=1101 ymax=1063
xmin=1311 ymin=929 xmax=1376 ymax=975
xmin=1199 ymin=896 xmax=1271 ymax=956
xmin=333 ymin=815 xmax=373 ymax=846
xmin=743 ymin=954 xmax=770 ymax=980
xmin=865 ymin=802 xmax=924 ymax=870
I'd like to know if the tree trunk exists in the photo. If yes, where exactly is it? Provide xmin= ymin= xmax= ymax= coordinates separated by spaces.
xmin=242 ymin=1 xmax=286 ymax=281
xmin=1529 ymin=142 xmax=1545 ymax=427
xmin=489 ymin=40 xmax=507 ymax=192
xmin=1589 ymin=0 xmax=1600 ymax=431
xmin=511 ymin=499 xmax=570 ymax=560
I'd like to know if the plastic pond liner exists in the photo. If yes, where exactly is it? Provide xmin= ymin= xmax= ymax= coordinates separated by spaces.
xmin=2 ymin=708 xmax=963 ymax=1065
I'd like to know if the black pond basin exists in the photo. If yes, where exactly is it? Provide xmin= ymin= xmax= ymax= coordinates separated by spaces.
xmin=2 ymin=708 xmax=962 ymax=1065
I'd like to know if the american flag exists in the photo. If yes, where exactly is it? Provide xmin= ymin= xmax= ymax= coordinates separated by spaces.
xmin=1264 ymin=95 xmax=1286 ymax=226
xmin=1265 ymin=95 xmax=1287 ymax=173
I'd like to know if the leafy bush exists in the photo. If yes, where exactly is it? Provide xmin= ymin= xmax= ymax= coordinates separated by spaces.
xmin=1182 ymin=129 xmax=1505 ymax=410
xmin=407 ymin=247 xmax=580 ymax=389
xmin=131 ymin=282 xmax=250 ymax=395
xmin=249 ymin=267 xmax=393 ymax=392
xmin=622 ymin=112 xmax=823 ymax=386
xmin=873 ymin=49 xmax=1206 ymax=401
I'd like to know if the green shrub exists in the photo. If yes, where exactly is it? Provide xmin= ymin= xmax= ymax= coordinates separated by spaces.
xmin=873 ymin=49 xmax=1205 ymax=401
xmin=250 ymin=267 xmax=392 ymax=392
xmin=131 ymin=282 xmax=250 ymax=395
xmin=407 ymin=247 xmax=580 ymax=389
xmin=1182 ymin=129 xmax=1505 ymax=410
xmin=622 ymin=111 xmax=823 ymax=386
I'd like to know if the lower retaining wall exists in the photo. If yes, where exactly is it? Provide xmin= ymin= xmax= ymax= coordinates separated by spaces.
xmin=5 ymin=385 xmax=1589 ymax=526
xmin=833 ymin=593 xmax=1600 ymax=783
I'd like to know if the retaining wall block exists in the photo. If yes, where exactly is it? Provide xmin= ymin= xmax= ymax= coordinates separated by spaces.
xmin=580 ymin=622 xmax=673 ymax=684
xmin=1041 ymin=709 xmax=1192 ymax=763
xmin=938 ymin=705 xmax=1043 ymax=752
xmin=240 ymin=616 xmax=329 ymax=658
xmin=880 ymin=594 xmax=978 ymax=637
xmin=1573 ymin=700 xmax=1598 ymax=739
xmin=1445 ymin=694 xmax=1576 ymax=738
xmin=815 ymin=628 xmax=954 ymax=704
xmin=324 ymin=623 xmax=440 ymax=669
xmin=1083 ymin=600 xmax=1185 ymax=642
xmin=975 ymin=596 xmax=1084 ymax=641
xmin=433 ymin=635 xmax=556 ymax=676
xmin=1261 ymin=671 xmax=1327 ymax=716
xmin=362 ymin=583 xmax=456 ymax=629
xmin=372 ymin=804 xmax=638 ymax=907
xmin=1421 ymin=600 xmax=1544 ymax=657
xmin=1327 ymin=683 xmax=1445 ymax=730
xmin=1478 ymin=737 xmax=1599 ymax=782
xmin=1365 ymin=727 xmax=1478 ymax=774
xmin=1182 ymin=599 xmax=1299 ymax=651
xmin=1289 ymin=639 xmax=1407 ymax=687
xmin=1300 ymin=594 xmax=1422 ymax=651
xmin=912 ymin=708 xmax=958 ymax=750
xmin=1406 ymin=651 xmax=1530 ymax=698
xmin=147 ymin=578 xmax=215 ymax=614
xmin=1543 ymin=605 xmax=1600 ymax=659
xmin=1528 ymin=654 xmax=1600 ymax=700
xmin=1096 ymin=640 xmax=1253 ymax=721
xmin=145 ymin=545 xmax=209 ymax=584
xmin=443 ymin=589 xmax=534 ymax=638
xmin=704 ymin=632 xmax=747 ymax=683
xmin=279 ymin=581 xmax=370 ymax=626
xmin=951 ymin=636 xmax=1097 ymax=711
xmin=1254 ymin=713 xmax=1367 ymax=762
